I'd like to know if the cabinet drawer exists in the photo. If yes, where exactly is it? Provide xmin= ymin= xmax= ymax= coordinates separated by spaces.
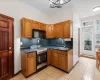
xmin=27 ymin=52 xmax=36 ymax=58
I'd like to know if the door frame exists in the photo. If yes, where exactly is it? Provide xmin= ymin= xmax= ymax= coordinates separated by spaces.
xmin=82 ymin=26 xmax=95 ymax=56
xmin=78 ymin=28 xmax=80 ymax=57
xmin=0 ymin=13 xmax=14 ymax=76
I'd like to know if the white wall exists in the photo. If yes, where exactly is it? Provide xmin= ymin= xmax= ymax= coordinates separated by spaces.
xmin=0 ymin=0 xmax=21 ymax=74
xmin=20 ymin=1 xmax=50 ymax=24
xmin=49 ymin=8 xmax=73 ymax=24
xmin=0 ymin=0 xmax=50 ymax=74
xmin=72 ymin=10 xmax=81 ymax=65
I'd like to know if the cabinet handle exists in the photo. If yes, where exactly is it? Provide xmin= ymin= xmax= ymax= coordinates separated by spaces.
xmin=9 ymin=47 xmax=12 ymax=49
xmin=9 ymin=51 xmax=12 ymax=53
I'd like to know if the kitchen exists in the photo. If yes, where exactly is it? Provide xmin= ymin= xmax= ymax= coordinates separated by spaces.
xmin=21 ymin=18 xmax=73 ymax=77
xmin=0 ymin=0 xmax=100 ymax=80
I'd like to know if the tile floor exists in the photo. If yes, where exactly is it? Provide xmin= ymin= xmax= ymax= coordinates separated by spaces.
xmin=10 ymin=57 xmax=100 ymax=80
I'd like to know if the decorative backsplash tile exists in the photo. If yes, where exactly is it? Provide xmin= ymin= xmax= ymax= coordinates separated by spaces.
xmin=21 ymin=38 xmax=73 ymax=48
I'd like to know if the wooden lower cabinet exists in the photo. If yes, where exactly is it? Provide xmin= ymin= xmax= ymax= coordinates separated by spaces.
xmin=52 ymin=50 xmax=59 ymax=68
xmin=47 ymin=49 xmax=52 ymax=65
xmin=59 ymin=54 xmax=67 ymax=71
xmin=21 ymin=51 xmax=36 ymax=77
xmin=67 ymin=49 xmax=73 ymax=71
xmin=47 ymin=49 xmax=73 ymax=72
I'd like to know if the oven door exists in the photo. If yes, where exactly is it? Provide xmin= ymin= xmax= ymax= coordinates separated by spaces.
xmin=37 ymin=52 xmax=47 ymax=66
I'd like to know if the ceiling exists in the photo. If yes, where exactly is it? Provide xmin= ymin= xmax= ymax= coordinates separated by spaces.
xmin=21 ymin=0 xmax=73 ymax=15
xmin=21 ymin=0 xmax=100 ymax=15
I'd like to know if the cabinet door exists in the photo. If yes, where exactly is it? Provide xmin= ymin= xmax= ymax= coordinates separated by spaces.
xmin=40 ymin=23 xmax=46 ymax=31
xmin=21 ymin=18 xmax=32 ymax=38
xmin=58 ymin=23 xmax=63 ymax=38
xmin=27 ymin=57 xmax=36 ymax=75
xmin=63 ymin=21 xmax=71 ymax=38
xmin=32 ymin=20 xmax=40 ymax=30
xmin=51 ymin=50 xmax=59 ymax=67
xmin=46 ymin=24 xmax=54 ymax=38
xmin=54 ymin=23 xmax=63 ymax=38
xmin=59 ymin=54 xmax=67 ymax=71
xmin=47 ymin=49 xmax=52 ymax=65
xmin=53 ymin=24 xmax=58 ymax=38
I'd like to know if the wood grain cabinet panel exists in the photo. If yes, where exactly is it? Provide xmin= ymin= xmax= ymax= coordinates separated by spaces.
xmin=63 ymin=20 xmax=71 ymax=38
xmin=21 ymin=17 xmax=72 ymax=38
xmin=47 ymin=49 xmax=73 ymax=72
xmin=32 ymin=20 xmax=40 ymax=30
xmin=27 ymin=57 xmax=36 ymax=75
xmin=51 ymin=50 xmax=59 ymax=68
xmin=53 ymin=24 xmax=59 ymax=38
xmin=40 ymin=22 xmax=46 ymax=31
xmin=59 ymin=54 xmax=67 ymax=71
xmin=21 ymin=51 xmax=36 ymax=77
xmin=47 ymin=49 xmax=52 ymax=65
xmin=54 ymin=23 xmax=63 ymax=38
xmin=21 ymin=18 xmax=32 ymax=38
xmin=46 ymin=24 xmax=54 ymax=38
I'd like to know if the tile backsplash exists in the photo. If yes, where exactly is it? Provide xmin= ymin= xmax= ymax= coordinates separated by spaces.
xmin=21 ymin=38 xmax=73 ymax=48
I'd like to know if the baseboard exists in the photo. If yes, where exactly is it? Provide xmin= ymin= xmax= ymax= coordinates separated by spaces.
xmin=13 ymin=70 xmax=21 ymax=77
xmin=80 ymin=55 xmax=96 ymax=59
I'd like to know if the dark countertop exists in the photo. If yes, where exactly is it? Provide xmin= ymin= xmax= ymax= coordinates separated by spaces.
xmin=21 ymin=46 xmax=72 ymax=53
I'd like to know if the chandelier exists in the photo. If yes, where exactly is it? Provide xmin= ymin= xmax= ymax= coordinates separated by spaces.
xmin=49 ymin=0 xmax=71 ymax=8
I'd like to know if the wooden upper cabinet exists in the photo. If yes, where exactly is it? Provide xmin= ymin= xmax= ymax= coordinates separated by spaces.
xmin=21 ymin=17 xmax=71 ymax=38
xmin=46 ymin=24 xmax=54 ymax=38
xmin=32 ymin=20 xmax=40 ymax=30
xmin=21 ymin=18 xmax=32 ymax=38
xmin=32 ymin=21 xmax=46 ymax=31
xmin=40 ymin=22 xmax=46 ymax=31
xmin=63 ymin=20 xmax=71 ymax=38
xmin=53 ymin=24 xmax=59 ymax=38
xmin=55 ymin=23 xmax=63 ymax=38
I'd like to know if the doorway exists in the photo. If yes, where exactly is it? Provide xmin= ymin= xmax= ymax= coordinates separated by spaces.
xmin=0 ymin=14 xmax=14 ymax=80
xmin=81 ymin=26 xmax=95 ymax=58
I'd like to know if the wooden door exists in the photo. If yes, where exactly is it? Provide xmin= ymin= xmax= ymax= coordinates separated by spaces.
xmin=51 ymin=50 xmax=59 ymax=67
xmin=21 ymin=18 xmax=32 ymax=38
xmin=63 ymin=21 xmax=71 ymax=38
xmin=0 ymin=14 xmax=14 ymax=80
xmin=46 ymin=24 xmax=54 ymax=38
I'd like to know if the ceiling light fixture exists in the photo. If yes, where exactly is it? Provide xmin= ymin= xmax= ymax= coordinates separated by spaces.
xmin=93 ymin=6 xmax=100 ymax=11
xmin=49 ymin=0 xmax=71 ymax=8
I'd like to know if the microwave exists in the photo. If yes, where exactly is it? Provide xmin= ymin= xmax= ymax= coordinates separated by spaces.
xmin=32 ymin=29 xmax=46 ymax=38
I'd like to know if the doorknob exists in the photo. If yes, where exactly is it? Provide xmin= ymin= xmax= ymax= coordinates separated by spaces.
xmin=9 ymin=47 xmax=11 ymax=49
xmin=9 ymin=51 xmax=12 ymax=53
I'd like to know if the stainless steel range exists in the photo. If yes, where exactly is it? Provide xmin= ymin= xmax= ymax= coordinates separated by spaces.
xmin=33 ymin=47 xmax=47 ymax=70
